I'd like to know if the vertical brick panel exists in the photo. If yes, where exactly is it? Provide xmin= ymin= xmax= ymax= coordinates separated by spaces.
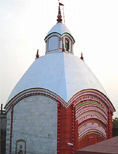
xmin=58 ymin=105 xmax=73 ymax=154
xmin=57 ymin=101 xmax=61 ymax=154
xmin=9 ymin=105 xmax=14 ymax=154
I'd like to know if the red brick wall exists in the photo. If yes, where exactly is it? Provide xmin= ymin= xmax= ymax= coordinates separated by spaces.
xmin=57 ymin=100 xmax=113 ymax=153
xmin=108 ymin=110 xmax=113 ymax=138
xmin=78 ymin=133 xmax=105 ymax=149
xmin=57 ymin=102 xmax=80 ymax=154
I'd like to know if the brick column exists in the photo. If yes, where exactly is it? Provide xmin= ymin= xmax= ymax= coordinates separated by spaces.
xmin=108 ymin=109 xmax=113 ymax=139
xmin=57 ymin=101 xmax=61 ymax=154
xmin=9 ymin=105 xmax=14 ymax=154
xmin=71 ymin=105 xmax=75 ymax=154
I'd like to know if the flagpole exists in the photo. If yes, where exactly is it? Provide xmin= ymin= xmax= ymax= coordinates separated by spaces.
xmin=62 ymin=5 xmax=65 ymax=24
xmin=61 ymin=0 xmax=65 ymax=24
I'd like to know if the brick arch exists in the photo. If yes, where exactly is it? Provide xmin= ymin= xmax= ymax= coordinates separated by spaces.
xmin=78 ymin=118 xmax=107 ymax=139
xmin=5 ymin=88 xmax=66 ymax=112
xmin=69 ymin=89 xmax=115 ymax=150
xmin=78 ymin=132 xmax=105 ymax=149
xmin=69 ymin=89 xmax=115 ymax=113
xmin=75 ymin=102 xmax=108 ymax=125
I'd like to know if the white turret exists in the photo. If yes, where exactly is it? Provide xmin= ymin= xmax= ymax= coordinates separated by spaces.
xmin=44 ymin=4 xmax=75 ymax=54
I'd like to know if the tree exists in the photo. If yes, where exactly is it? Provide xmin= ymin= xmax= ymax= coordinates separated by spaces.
xmin=112 ymin=117 xmax=118 ymax=136
xmin=113 ymin=117 xmax=118 ymax=128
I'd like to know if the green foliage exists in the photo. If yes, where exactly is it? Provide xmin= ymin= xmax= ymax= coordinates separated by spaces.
xmin=113 ymin=117 xmax=118 ymax=128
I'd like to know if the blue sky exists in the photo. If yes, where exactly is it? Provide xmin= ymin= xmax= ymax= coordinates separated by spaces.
xmin=0 ymin=0 xmax=118 ymax=117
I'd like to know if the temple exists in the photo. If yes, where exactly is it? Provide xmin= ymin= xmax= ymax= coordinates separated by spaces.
xmin=5 ymin=3 xmax=115 ymax=154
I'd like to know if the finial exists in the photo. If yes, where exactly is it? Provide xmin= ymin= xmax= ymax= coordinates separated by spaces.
xmin=57 ymin=2 xmax=64 ymax=22
xmin=36 ymin=49 xmax=39 ymax=59
xmin=80 ymin=52 xmax=84 ymax=61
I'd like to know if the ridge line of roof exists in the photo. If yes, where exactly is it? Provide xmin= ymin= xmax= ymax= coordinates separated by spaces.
xmin=62 ymin=53 xmax=68 ymax=102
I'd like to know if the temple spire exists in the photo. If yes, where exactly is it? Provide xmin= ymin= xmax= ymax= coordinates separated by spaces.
xmin=57 ymin=2 xmax=64 ymax=23
xmin=57 ymin=5 xmax=62 ymax=22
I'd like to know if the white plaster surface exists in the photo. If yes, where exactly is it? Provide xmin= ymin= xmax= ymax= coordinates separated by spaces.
xmin=45 ymin=22 xmax=72 ymax=38
xmin=48 ymin=36 xmax=58 ymax=51
xmin=11 ymin=95 xmax=57 ymax=154
xmin=7 ymin=52 xmax=107 ymax=103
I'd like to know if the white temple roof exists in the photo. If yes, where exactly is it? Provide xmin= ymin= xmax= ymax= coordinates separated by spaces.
xmin=45 ymin=22 xmax=75 ymax=41
xmin=7 ymin=52 xmax=107 ymax=103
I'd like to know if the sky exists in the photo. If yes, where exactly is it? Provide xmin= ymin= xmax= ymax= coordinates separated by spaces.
xmin=0 ymin=0 xmax=118 ymax=117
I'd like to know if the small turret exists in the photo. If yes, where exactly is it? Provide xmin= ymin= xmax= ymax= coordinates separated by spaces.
xmin=44 ymin=2 xmax=75 ymax=54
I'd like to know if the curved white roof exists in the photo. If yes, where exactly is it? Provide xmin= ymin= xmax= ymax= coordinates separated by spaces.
xmin=45 ymin=22 xmax=74 ymax=41
xmin=7 ymin=52 xmax=107 ymax=103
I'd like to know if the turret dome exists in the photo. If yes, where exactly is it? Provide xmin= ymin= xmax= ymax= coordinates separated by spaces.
xmin=45 ymin=22 xmax=75 ymax=41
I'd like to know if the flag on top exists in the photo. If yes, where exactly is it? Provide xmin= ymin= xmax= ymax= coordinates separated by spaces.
xmin=59 ymin=2 xmax=64 ymax=6
xmin=58 ymin=0 xmax=64 ymax=6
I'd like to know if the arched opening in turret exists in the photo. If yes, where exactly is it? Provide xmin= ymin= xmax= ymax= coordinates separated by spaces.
xmin=65 ymin=38 xmax=69 ymax=51
xmin=62 ymin=35 xmax=73 ymax=53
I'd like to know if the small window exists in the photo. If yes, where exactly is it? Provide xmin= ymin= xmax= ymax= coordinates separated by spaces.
xmin=48 ymin=36 xmax=58 ymax=51
xmin=15 ymin=139 xmax=26 ymax=154
xmin=65 ymin=38 xmax=69 ymax=51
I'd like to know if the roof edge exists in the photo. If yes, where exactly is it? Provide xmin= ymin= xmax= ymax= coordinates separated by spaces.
xmin=44 ymin=32 xmax=75 ymax=43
